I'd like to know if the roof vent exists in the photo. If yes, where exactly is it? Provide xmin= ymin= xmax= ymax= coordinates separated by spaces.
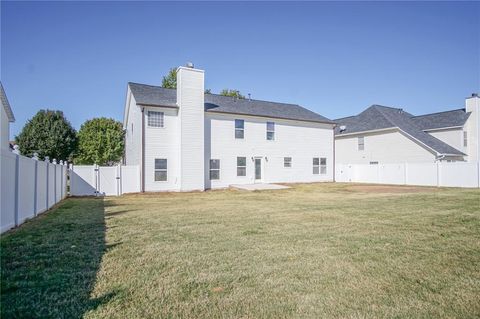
xmin=472 ymin=93 xmax=479 ymax=97
xmin=339 ymin=125 xmax=346 ymax=132
xmin=186 ymin=62 xmax=194 ymax=68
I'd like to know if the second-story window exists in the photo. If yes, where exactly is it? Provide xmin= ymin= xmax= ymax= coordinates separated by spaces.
xmin=235 ymin=119 xmax=244 ymax=139
xmin=266 ymin=122 xmax=275 ymax=140
xmin=148 ymin=111 xmax=164 ymax=127
xmin=358 ymin=136 xmax=365 ymax=151
xmin=464 ymin=131 xmax=468 ymax=147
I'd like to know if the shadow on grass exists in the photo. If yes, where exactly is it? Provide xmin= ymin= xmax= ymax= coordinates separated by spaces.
xmin=1 ymin=197 xmax=114 ymax=318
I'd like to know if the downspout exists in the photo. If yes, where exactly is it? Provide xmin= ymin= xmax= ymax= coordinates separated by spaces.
xmin=332 ymin=125 xmax=336 ymax=182
xmin=141 ymin=106 xmax=145 ymax=192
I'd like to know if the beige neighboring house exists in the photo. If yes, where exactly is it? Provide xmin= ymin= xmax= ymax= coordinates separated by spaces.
xmin=1 ymin=82 xmax=15 ymax=150
xmin=335 ymin=94 xmax=480 ymax=164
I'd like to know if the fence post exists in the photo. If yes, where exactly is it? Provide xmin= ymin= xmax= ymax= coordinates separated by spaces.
xmin=116 ymin=164 xmax=121 ymax=196
xmin=53 ymin=159 xmax=57 ymax=203
xmin=94 ymin=164 xmax=99 ymax=197
xmin=33 ymin=153 xmax=39 ymax=216
xmin=45 ymin=156 xmax=50 ymax=209
xmin=69 ymin=163 xmax=73 ymax=196
xmin=12 ymin=146 xmax=20 ymax=227
xmin=436 ymin=161 xmax=440 ymax=187
xmin=60 ymin=160 xmax=64 ymax=199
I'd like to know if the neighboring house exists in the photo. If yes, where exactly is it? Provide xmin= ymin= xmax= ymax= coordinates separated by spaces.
xmin=0 ymin=82 xmax=15 ymax=151
xmin=123 ymin=64 xmax=335 ymax=192
xmin=335 ymin=94 xmax=480 ymax=164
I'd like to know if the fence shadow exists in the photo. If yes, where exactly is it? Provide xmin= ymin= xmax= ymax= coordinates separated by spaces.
xmin=0 ymin=197 xmax=114 ymax=318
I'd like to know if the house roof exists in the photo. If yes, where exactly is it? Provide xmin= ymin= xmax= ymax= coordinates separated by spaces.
xmin=411 ymin=109 xmax=470 ymax=131
xmin=335 ymin=105 xmax=465 ymax=156
xmin=128 ymin=82 xmax=334 ymax=124
xmin=0 ymin=82 xmax=15 ymax=122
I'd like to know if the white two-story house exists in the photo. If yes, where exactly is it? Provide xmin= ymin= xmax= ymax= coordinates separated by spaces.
xmin=123 ymin=64 xmax=335 ymax=192
xmin=1 ymin=82 xmax=15 ymax=151
xmin=334 ymin=94 xmax=480 ymax=164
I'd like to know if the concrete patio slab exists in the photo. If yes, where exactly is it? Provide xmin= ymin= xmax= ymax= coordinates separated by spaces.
xmin=230 ymin=183 xmax=291 ymax=191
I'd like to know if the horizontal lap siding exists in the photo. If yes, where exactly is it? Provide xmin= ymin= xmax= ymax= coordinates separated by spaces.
xmin=205 ymin=113 xmax=334 ymax=189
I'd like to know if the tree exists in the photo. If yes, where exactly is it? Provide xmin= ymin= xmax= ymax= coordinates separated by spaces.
xmin=15 ymin=110 xmax=77 ymax=160
xmin=161 ymin=68 xmax=177 ymax=89
xmin=75 ymin=118 xmax=125 ymax=166
xmin=162 ymin=67 xmax=211 ymax=93
xmin=220 ymin=89 xmax=245 ymax=99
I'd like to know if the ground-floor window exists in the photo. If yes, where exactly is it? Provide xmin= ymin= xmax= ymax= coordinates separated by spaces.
xmin=210 ymin=159 xmax=220 ymax=180
xmin=284 ymin=157 xmax=292 ymax=168
xmin=320 ymin=157 xmax=327 ymax=174
xmin=237 ymin=157 xmax=246 ymax=176
xmin=313 ymin=157 xmax=319 ymax=174
xmin=154 ymin=158 xmax=167 ymax=181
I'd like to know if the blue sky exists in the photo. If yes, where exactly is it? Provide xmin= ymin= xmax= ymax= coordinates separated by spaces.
xmin=2 ymin=1 xmax=479 ymax=136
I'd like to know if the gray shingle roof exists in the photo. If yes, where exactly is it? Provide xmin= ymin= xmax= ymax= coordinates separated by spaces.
xmin=128 ymin=82 xmax=334 ymax=124
xmin=411 ymin=109 xmax=470 ymax=130
xmin=335 ymin=105 xmax=465 ymax=156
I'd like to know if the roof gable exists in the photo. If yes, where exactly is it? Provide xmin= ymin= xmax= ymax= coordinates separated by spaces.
xmin=128 ymin=82 xmax=334 ymax=124
xmin=335 ymin=104 xmax=465 ymax=156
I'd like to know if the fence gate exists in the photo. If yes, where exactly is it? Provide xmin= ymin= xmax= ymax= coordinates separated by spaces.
xmin=69 ymin=164 xmax=140 ymax=196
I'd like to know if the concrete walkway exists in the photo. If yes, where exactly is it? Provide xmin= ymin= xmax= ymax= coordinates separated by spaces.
xmin=230 ymin=183 xmax=291 ymax=191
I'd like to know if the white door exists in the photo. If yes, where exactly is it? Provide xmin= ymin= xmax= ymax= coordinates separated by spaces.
xmin=254 ymin=158 xmax=262 ymax=182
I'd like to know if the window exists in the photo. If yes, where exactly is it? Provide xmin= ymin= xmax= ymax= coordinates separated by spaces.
xmin=320 ymin=157 xmax=327 ymax=174
xmin=210 ymin=159 xmax=220 ymax=180
xmin=266 ymin=122 xmax=275 ymax=140
xmin=154 ymin=159 xmax=167 ymax=181
xmin=284 ymin=157 xmax=292 ymax=168
xmin=464 ymin=131 xmax=468 ymax=147
xmin=370 ymin=161 xmax=379 ymax=165
xmin=358 ymin=136 xmax=365 ymax=151
xmin=148 ymin=111 xmax=164 ymax=127
xmin=235 ymin=119 xmax=244 ymax=139
xmin=313 ymin=157 xmax=320 ymax=174
xmin=237 ymin=157 xmax=246 ymax=176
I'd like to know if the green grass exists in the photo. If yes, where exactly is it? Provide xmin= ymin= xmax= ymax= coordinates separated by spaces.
xmin=1 ymin=183 xmax=479 ymax=318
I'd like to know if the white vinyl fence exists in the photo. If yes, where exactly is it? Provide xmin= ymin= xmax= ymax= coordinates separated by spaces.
xmin=1 ymin=147 xmax=68 ymax=233
xmin=336 ymin=162 xmax=480 ymax=188
xmin=70 ymin=164 xmax=140 ymax=196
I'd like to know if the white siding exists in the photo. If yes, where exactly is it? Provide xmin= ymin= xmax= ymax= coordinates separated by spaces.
xmin=143 ymin=107 xmax=181 ymax=191
xmin=124 ymin=90 xmax=142 ymax=166
xmin=205 ymin=113 xmax=334 ymax=189
xmin=1 ymin=101 xmax=10 ymax=150
xmin=177 ymin=67 xmax=205 ymax=191
xmin=427 ymin=128 xmax=465 ymax=155
xmin=335 ymin=129 xmax=436 ymax=164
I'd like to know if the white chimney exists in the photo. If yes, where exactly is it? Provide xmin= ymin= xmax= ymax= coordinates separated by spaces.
xmin=465 ymin=93 xmax=480 ymax=162
xmin=176 ymin=64 xmax=205 ymax=191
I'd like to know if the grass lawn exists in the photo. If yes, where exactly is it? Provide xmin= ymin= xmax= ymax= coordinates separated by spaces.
xmin=1 ymin=183 xmax=479 ymax=318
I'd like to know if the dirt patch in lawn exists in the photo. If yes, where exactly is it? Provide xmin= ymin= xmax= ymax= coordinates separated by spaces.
xmin=346 ymin=184 xmax=438 ymax=194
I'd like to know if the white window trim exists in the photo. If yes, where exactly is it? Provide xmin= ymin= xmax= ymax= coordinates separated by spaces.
xmin=154 ymin=158 xmax=168 ymax=182
xmin=313 ymin=157 xmax=320 ymax=175
xmin=237 ymin=156 xmax=247 ymax=177
xmin=147 ymin=111 xmax=165 ymax=128
xmin=358 ymin=136 xmax=365 ymax=151
xmin=210 ymin=159 xmax=220 ymax=180
xmin=235 ymin=119 xmax=245 ymax=140
xmin=266 ymin=122 xmax=275 ymax=141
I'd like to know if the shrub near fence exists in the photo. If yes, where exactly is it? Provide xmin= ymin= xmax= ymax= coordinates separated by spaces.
xmin=336 ymin=162 xmax=480 ymax=188
xmin=0 ymin=147 xmax=68 ymax=233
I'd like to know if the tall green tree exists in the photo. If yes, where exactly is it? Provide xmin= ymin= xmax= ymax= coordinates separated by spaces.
xmin=15 ymin=110 xmax=77 ymax=160
xmin=161 ymin=68 xmax=177 ymax=89
xmin=75 ymin=118 xmax=125 ymax=166
xmin=220 ymin=89 xmax=245 ymax=99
